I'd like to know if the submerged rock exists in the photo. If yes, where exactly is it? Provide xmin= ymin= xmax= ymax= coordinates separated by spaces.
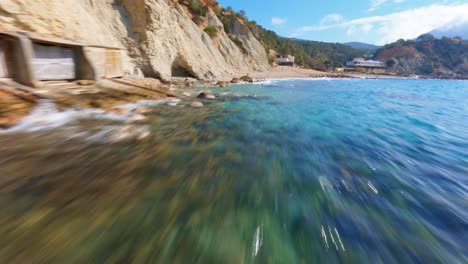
xmin=191 ymin=101 xmax=204 ymax=108
xmin=197 ymin=92 xmax=216 ymax=99
xmin=110 ymin=125 xmax=150 ymax=143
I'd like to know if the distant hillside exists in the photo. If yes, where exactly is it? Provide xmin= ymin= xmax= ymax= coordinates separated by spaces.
xmin=344 ymin=42 xmax=381 ymax=51
xmin=430 ymin=21 xmax=468 ymax=39
xmin=243 ymin=23 xmax=367 ymax=70
xmin=374 ymin=34 xmax=468 ymax=78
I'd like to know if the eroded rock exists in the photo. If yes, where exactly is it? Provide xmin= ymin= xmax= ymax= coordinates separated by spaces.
xmin=241 ymin=75 xmax=254 ymax=83
xmin=197 ymin=92 xmax=216 ymax=99
xmin=216 ymin=81 xmax=229 ymax=87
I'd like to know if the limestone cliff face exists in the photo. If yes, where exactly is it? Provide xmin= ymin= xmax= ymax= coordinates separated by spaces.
xmin=0 ymin=0 xmax=269 ymax=81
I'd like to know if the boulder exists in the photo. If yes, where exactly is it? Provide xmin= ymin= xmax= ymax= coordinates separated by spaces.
xmin=197 ymin=92 xmax=216 ymax=99
xmin=182 ymin=92 xmax=191 ymax=97
xmin=191 ymin=101 xmax=204 ymax=108
xmin=231 ymin=77 xmax=241 ymax=83
xmin=216 ymin=81 xmax=229 ymax=87
xmin=241 ymin=75 xmax=254 ymax=83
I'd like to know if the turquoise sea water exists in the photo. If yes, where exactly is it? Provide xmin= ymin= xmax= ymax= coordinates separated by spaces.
xmin=0 ymin=79 xmax=467 ymax=263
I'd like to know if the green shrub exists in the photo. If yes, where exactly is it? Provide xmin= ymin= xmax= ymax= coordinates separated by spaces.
xmin=220 ymin=14 xmax=234 ymax=34
xmin=204 ymin=26 xmax=218 ymax=37
xmin=418 ymin=64 xmax=435 ymax=74
xmin=189 ymin=0 xmax=207 ymax=16
xmin=229 ymin=35 xmax=248 ymax=54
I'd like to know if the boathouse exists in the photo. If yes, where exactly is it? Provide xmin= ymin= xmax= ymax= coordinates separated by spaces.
xmin=0 ymin=31 xmax=96 ymax=87
xmin=26 ymin=32 xmax=96 ymax=84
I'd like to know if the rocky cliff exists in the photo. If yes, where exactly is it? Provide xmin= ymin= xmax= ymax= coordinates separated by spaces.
xmin=0 ymin=0 xmax=269 ymax=81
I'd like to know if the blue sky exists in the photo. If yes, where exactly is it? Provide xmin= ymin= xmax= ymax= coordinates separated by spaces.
xmin=217 ymin=0 xmax=468 ymax=45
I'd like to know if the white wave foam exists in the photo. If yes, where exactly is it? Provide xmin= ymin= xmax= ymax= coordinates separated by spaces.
xmin=0 ymin=100 xmax=125 ymax=133
xmin=0 ymin=99 xmax=167 ymax=134
xmin=253 ymin=77 xmax=357 ymax=86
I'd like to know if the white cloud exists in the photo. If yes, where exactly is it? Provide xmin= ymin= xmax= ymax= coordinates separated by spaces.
xmin=271 ymin=17 xmax=287 ymax=26
xmin=291 ymin=3 xmax=468 ymax=45
xmin=369 ymin=0 xmax=405 ymax=12
xmin=361 ymin=24 xmax=373 ymax=34
xmin=369 ymin=0 xmax=387 ymax=12
xmin=320 ymin=14 xmax=343 ymax=26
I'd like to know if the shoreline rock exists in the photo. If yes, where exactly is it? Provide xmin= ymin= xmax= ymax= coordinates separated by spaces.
xmin=197 ymin=92 xmax=216 ymax=99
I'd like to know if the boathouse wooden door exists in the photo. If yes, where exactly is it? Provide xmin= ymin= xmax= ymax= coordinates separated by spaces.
xmin=104 ymin=49 xmax=123 ymax=78
xmin=85 ymin=47 xmax=123 ymax=78
xmin=0 ymin=39 xmax=12 ymax=78
xmin=32 ymin=44 xmax=76 ymax=81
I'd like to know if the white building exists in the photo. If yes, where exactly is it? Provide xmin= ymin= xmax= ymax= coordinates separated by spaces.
xmin=346 ymin=58 xmax=384 ymax=68
xmin=275 ymin=55 xmax=295 ymax=66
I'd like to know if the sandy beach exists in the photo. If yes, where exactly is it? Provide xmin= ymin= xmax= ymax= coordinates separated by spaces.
xmin=250 ymin=66 xmax=415 ymax=80
xmin=251 ymin=66 xmax=337 ymax=79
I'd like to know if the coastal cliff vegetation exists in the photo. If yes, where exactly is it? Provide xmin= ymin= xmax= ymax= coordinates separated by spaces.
xmin=375 ymin=34 xmax=468 ymax=78
xmin=181 ymin=0 xmax=368 ymax=71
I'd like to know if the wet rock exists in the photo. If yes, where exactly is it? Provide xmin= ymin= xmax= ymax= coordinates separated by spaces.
xmin=127 ymin=114 xmax=149 ymax=124
xmin=191 ymin=101 xmax=204 ymax=108
xmin=133 ymin=107 xmax=153 ymax=115
xmin=241 ymin=75 xmax=254 ymax=83
xmin=231 ymin=77 xmax=241 ymax=83
xmin=216 ymin=81 xmax=229 ymax=87
xmin=0 ymin=118 xmax=13 ymax=129
xmin=197 ymin=92 xmax=216 ymax=99
xmin=182 ymin=92 xmax=191 ymax=97
xmin=112 ymin=107 xmax=130 ymax=116
xmin=89 ymin=101 xmax=101 ymax=108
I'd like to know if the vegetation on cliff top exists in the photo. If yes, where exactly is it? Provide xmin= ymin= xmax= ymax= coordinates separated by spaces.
xmin=182 ymin=0 xmax=368 ymax=71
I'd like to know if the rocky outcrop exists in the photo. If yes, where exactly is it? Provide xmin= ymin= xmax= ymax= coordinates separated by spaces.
xmin=0 ymin=0 xmax=269 ymax=82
